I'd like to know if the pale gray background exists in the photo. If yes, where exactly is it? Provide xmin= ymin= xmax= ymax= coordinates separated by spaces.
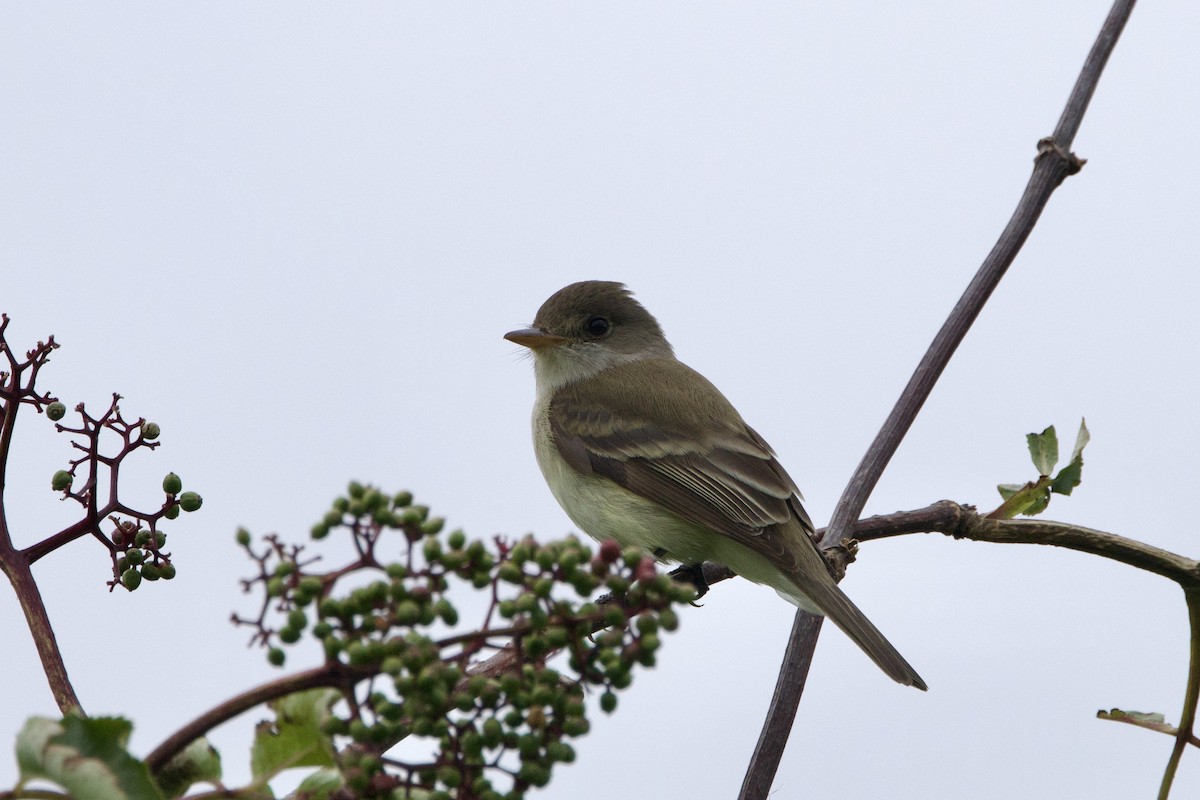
xmin=3 ymin=2 xmax=1198 ymax=798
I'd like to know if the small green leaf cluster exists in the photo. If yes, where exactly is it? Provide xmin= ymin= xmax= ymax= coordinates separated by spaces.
xmin=235 ymin=483 xmax=691 ymax=799
xmin=995 ymin=419 xmax=1090 ymax=518
xmin=16 ymin=715 xmax=163 ymax=800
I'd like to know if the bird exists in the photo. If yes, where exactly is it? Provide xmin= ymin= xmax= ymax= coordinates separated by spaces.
xmin=505 ymin=280 xmax=925 ymax=689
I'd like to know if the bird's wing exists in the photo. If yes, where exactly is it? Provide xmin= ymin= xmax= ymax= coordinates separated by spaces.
xmin=551 ymin=359 xmax=928 ymax=689
xmin=548 ymin=358 xmax=817 ymax=577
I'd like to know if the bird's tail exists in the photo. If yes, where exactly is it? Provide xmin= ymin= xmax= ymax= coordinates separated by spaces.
xmin=781 ymin=544 xmax=927 ymax=690
xmin=810 ymin=580 xmax=927 ymax=691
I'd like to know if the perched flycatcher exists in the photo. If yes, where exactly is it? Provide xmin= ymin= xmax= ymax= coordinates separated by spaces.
xmin=506 ymin=280 xmax=925 ymax=690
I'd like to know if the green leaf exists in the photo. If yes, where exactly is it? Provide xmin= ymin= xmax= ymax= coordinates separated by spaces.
xmin=153 ymin=738 xmax=222 ymax=799
xmin=1050 ymin=419 xmax=1089 ymax=496
xmin=16 ymin=715 xmax=164 ymax=800
xmin=1026 ymin=426 xmax=1059 ymax=476
xmin=1022 ymin=487 xmax=1051 ymax=516
xmin=1069 ymin=418 xmax=1090 ymax=464
xmin=996 ymin=483 xmax=1023 ymax=501
xmin=993 ymin=481 xmax=1051 ymax=518
xmin=251 ymin=689 xmax=340 ymax=783
xmin=289 ymin=767 xmax=345 ymax=799
xmin=1050 ymin=459 xmax=1083 ymax=496
xmin=1098 ymin=709 xmax=1166 ymax=725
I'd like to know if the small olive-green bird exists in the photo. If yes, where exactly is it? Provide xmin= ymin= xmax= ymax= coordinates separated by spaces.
xmin=505 ymin=281 xmax=925 ymax=689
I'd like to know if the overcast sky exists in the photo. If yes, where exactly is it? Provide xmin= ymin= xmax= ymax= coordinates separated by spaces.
xmin=3 ymin=2 xmax=1199 ymax=798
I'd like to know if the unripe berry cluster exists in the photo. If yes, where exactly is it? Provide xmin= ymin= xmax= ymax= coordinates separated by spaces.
xmin=235 ymin=482 xmax=693 ymax=799
xmin=103 ymin=470 xmax=199 ymax=591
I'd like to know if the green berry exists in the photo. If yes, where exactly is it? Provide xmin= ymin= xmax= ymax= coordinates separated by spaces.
xmin=159 ymin=563 xmax=176 ymax=580
xmin=267 ymin=648 xmax=285 ymax=666
xmin=141 ymin=422 xmax=161 ymax=441
xmin=599 ymin=691 xmax=618 ymax=713
xmin=438 ymin=767 xmax=461 ymax=789
xmin=162 ymin=472 xmax=182 ymax=494
xmin=562 ymin=717 xmax=590 ymax=737
xmin=236 ymin=528 xmax=252 ymax=546
xmin=518 ymin=763 xmax=550 ymax=788
xmin=395 ymin=600 xmax=420 ymax=626
xmin=141 ymin=563 xmax=161 ymax=581
xmin=46 ymin=402 xmax=66 ymax=421
xmin=121 ymin=568 xmax=142 ymax=591
xmin=178 ymin=492 xmax=203 ymax=512
xmin=547 ymin=741 xmax=576 ymax=763
xmin=434 ymin=600 xmax=458 ymax=626
xmin=51 ymin=470 xmax=73 ymax=491
xmin=498 ymin=563 xmax=524 ymax=585
xmin=422 ymin=538 xmax=441 ymax=562
xmin=164 ymin=504 xmax=180 ymax=520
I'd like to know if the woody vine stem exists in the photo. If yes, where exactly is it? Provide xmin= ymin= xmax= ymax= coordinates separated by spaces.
xmin=738 ymin=1 xmax=1141 ymax=797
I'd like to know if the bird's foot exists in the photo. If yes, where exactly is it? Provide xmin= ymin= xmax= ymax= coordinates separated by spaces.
xmin=668 ymin=562 xmax=709 ymax=605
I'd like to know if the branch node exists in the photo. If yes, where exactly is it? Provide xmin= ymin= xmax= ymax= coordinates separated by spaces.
xmin=1036 ymin=136 xmax=1087 ymax=175
xmin=823 ymin=539 xmax=858 ymax=581
xmin=950 ymin=502 xmax=977 ymax=539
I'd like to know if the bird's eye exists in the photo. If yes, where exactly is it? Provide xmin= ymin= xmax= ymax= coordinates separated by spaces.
xmin=585 ymin=316 xmax=611 ymax=337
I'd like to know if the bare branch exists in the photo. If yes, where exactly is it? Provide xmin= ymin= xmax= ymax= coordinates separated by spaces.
xmin=740 ymin=3 xmax=1140 ymax=795
xmin=143 ymin=664 xmax=366 ymax=774
xmin=1159 ymin=589 xmax=1200 ymax=799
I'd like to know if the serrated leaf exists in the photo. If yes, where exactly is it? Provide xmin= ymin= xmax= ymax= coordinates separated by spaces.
xmin=1026 ymin=426 xmax=1059 ymax=476
xmin=154 ymin=737 xmax=222 ymax=799
xmin=997 ymin=483 xmax=1024 ymax=500
xmin=1070 ymin=418 xmax=1090 ymax=464
xmin=287 ymin=767 xmax=345 ymax=799
xmin=1022 ymin=487 xmax=1051 ymax=516
xmin=1050 ymin=419 xmax=1088 ymax=496
xmin=16 ymin=715 xmax=163 ymax=800
xmin=994 ymin=478 xmax=1054 ymax=518
xmin=1050 ymin=458 xmax=1083 ymax=496
xmin=251 ymin=689 xmax=340 ymax=782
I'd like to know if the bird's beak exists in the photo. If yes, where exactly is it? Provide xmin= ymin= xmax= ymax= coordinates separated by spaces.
xmin=504 ymin=327 xmax=568 ymax=350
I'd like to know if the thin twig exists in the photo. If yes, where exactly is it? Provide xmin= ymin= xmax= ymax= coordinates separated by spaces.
xmin=739 ymin=2 xmax=1139 ymax=796
xmin=143 ymin=664 xmax=366 ymax=774
xmin=1099 ymin=709 xmax=1200 ymax=747
xmin=1159 ymin=588 xmax=1200 ymax=799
